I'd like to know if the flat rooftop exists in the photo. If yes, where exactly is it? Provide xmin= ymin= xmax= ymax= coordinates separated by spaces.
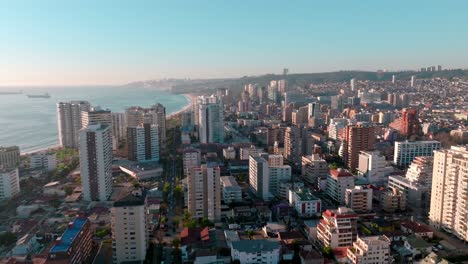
xmin=220 ymin=176 xmax=239 ymax=187
xmin=50 ymin=218 xmax=87 ymax=253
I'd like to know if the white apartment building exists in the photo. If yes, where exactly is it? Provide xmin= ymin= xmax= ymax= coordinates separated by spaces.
xmin=268 ymin=154 xmax=284 ymax=166
xmin=0 ymin=146 xmax=20 ymax=169
xmin=57 ymin=101 xmax=91 ymax=148
xmin=81 ymin=107 xmax=112 ymax=128
xmin=429 ymin=146 xmax=468 ymax=241
xmin=326 ymin=169 xmax=355 ymax=204
xmin=111 ymin=112 xmax=126 ymax=142
xmin=231 ymin=240 xmax=280 ymax=264
xmin=301 ymin=154 xmax=329 ymax=185
xmin=406 ymin=156 xmax=433 ymax=186
xmin=394 ymin=140 xmax=441 ymax=167
xmin=317 ymin=207 xmax=359 ymax=248
xmin=187 ymin=164 xmax=221 ymax=221
xmin=345 ymin=186 xmax=373 ymax=213
xmin=388 ymin=175 xmax=429 ymax=213
xmin=220 ymin=176 xmax=242 ymax=204
xmin=249 ymin=155 xmax=270 ymax=201
xmin=347 ymin=235 xmax=391 ymax=264
xmin=223 ymin=146 xmax=236 ymax=160
xmin=198 ymin=95 xmax=224 ymax=143
xmin=357 ymin=150 xmax=392 ymax=184
xmin=29 ymin=152 xmax=57 ymax=171
xmin=308 ymin=102 xmax=321 ymax=118
xmin=381 ymin=187 xmax=407 ymax=213
xmin=289 ymin=188 xmax=322 ymax=217
xmin=79 ymin=124 xmax=113 ymax=201
xmin=127 ymin=124 xmax=160 ymax=163
xmin=249 ymin=154 xmax=291 ymax=201
xmin=0 ymin=168 xmax=20 ymax=199
xmin=269 ymin=166 xmax=291 ymax=196
xmin=240 ymin=146 xmax=263 ymax=160
xmin=111 ymin=191 xmax=149 ymax=264
xmin=183 ymin=149 xmax=201 ymax=176
xmin=328 ymin=118 xmax=347 ymax=140
xmin=124 ymin=104 xmax=166 ymax=149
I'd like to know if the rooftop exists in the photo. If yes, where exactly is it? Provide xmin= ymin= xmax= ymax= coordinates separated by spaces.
xmin=0 ymin=146 xmax=19 ymax=152
xmin=324 ymin=207 xmax=358 ymax=219
xmin=50 ymin=218 xmax=88 ymax=253
xmin=293 ymin=188 xmax=320 ymax=201
xmin=231 ymin=240 xmax=280 ymax=253
xmin=220 ymin=176 xmax=239 ymax=187
xmin=113 ymin=192 xmax=145 ymax=207
xmin=406 ymin=236 xmax=431 ymax=248
xmin=401 ymin=221 xmax=432 ymax=233
xmin=329 ymin=168 xmax=353 ymax=178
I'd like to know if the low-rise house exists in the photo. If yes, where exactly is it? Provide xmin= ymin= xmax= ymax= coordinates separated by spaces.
xmin=404 ymin=236 xmax=432 ymax=258
xmin=300 ymin=249 xmax=324 ymax=264
xmin=43 ymin=181 xmax=65 ymax=196
xmin=400 ymin=221 xmax=434 ymax=239
xmin=231 ymin=240 xmax=280 ymax=264
xmin=303 ymin=220 xmax=320 ymax=242
xmin=11 ymin=234 xmax=41 ymax=261
xmin=347 ymin=235 xmax=391 ymax=264
xmin=289 ymin=188 xmax=321 ymax=218
xmin=232 ymin=206 xmax=255 ymax=222
xmin=220 ymin=176 xmax=242 ymax=204
xmin=255 ymin=205 xmax=272 ymax=222
xmin=263 ymin=222 xmax=286 ymax=237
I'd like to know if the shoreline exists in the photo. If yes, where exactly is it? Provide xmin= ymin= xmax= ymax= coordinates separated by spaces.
xmin=166 ymin=93 xmax=195 ymax=118
xmin=22 ymin=93 xmax=195 ymax=155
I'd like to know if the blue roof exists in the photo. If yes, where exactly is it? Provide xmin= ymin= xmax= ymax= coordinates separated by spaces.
xmin=50 ymin=218 xmax=87 ymax=253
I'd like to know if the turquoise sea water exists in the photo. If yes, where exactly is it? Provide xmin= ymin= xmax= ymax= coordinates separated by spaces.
xmin=0 ymin=86 xmax=189 ymax=153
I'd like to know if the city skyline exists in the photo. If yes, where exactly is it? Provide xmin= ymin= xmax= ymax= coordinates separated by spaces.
xmin=1 ymin=0 xmax=468 ymax=86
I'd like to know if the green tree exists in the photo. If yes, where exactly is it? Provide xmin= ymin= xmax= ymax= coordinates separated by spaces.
xmin=95 ymin=228 xmax=110 ymax=238
xmin=172 ymin=238 xmax=181 ymax=248
xmin=64 ymin=186 xmax=73 ymax=196
xmin=173 ymin=185 xmax=183 ymax=199
xmin=172 ymin=248 xmax=182 ymax=264
xmin=323 ymin=246 xmax=332 ymax=257
xmin=200 ymin=218 xmax=214 ymax=228
xmin=246 ymin=230 xmax=254 ymax=240
xmin=173 ymin=216 xmax=180 ymax=229
xmin=0 ymin=232 xmax=17 ymax=247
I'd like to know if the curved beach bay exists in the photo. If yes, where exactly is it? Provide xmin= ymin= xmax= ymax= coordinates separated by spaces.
xmin=0 ymin=86 xmax=190 ymax=153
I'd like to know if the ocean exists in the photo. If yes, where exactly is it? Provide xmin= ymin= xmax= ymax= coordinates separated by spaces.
xmin=0 ymin=86 xmax=189 ymax=153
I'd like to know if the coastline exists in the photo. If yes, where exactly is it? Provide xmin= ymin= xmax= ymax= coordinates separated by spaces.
xmin=166 ymin=93 xmax=195 ymax=118
xmin=22 ymin=93 xmax=195 ymax=155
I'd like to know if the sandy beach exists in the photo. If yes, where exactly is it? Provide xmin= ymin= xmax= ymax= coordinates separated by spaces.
xmin=166 ymin=93 xmax=196 ymax=118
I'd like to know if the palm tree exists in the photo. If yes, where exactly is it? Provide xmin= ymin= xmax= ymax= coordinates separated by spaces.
xmin=246 ymin=230 xmax=254 ymax=240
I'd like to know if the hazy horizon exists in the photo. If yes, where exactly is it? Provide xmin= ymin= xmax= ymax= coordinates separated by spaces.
xmin=2 ymin=0 xmax=468 ymax=86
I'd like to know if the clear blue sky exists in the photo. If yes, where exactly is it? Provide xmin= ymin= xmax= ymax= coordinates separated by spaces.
xmin=1 ymin=0 xmax=467 ymax=85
